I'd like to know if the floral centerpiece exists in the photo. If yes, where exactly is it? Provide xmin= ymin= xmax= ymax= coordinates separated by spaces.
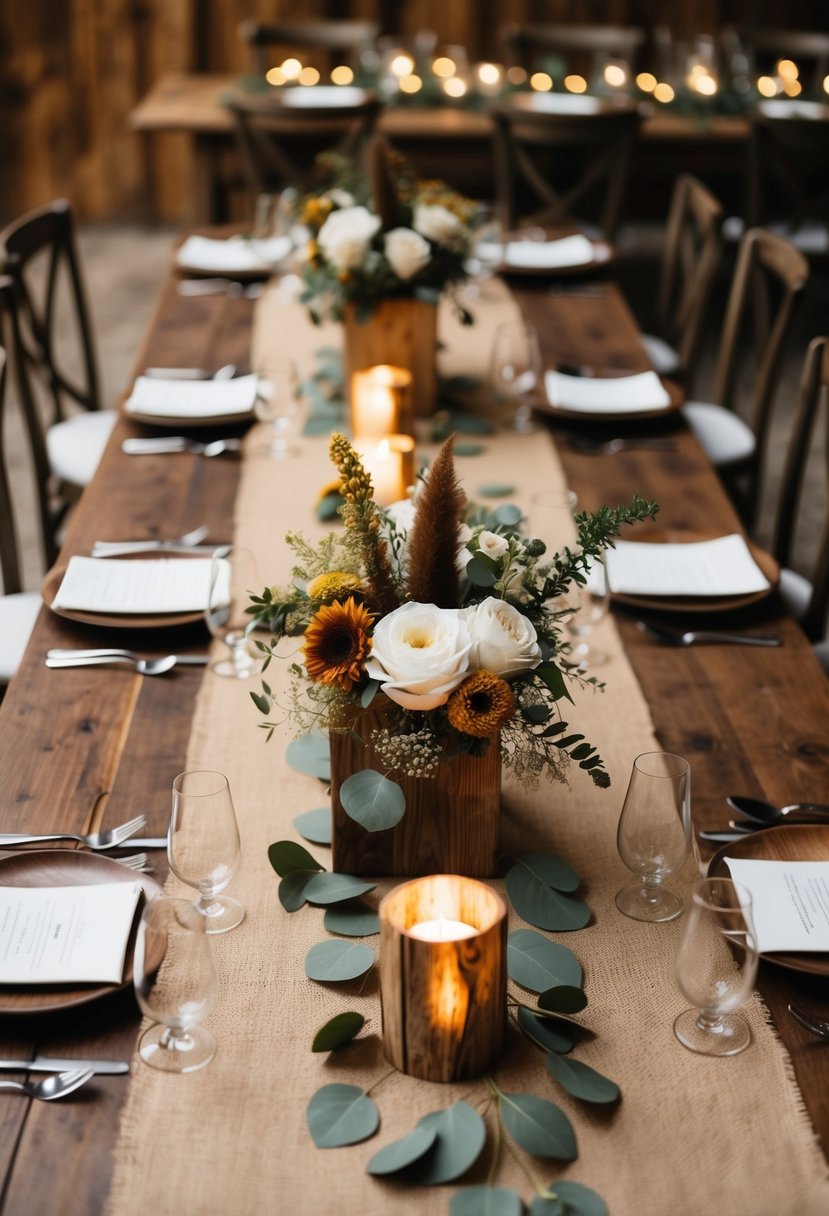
xmin=251 ymin=433 xmax=657 ymax=876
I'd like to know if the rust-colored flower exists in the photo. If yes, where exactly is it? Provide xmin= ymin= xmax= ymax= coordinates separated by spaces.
xmin=302 ymin=596 xmax=373 ymax=690
xmin=447 ymin=670 xmax=516 ymax=738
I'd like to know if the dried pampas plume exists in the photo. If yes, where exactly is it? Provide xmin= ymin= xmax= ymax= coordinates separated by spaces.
xmin=406 ymin=434 xmax=466 ymax=608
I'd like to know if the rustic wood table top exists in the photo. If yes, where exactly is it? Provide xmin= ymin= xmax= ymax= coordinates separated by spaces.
xmin=0 ymin=262 xmax=826 ymax=1214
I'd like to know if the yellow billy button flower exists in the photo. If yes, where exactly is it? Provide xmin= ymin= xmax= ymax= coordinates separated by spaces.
xmin=306 ymin=571 xmax=364 ymax=603
xmin=447 ymin=670 xmax=517 ymax=738
xmin=302 ymin=596 xmax=373 ymax=691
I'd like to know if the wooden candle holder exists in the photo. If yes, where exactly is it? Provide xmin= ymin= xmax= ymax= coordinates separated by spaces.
xmin=350 ymin=364 xmax=414 ymax=438
xmin=379 ymin=875 xmax=507 ymax=1082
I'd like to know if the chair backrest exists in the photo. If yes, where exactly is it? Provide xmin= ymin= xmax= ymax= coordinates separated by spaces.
xmin=0 ymin=336 xmax=24 ymax=596
xmin=501 ymin=24 xmax=645 ymax=77
xmin=747 ymin=105 xmax=829 ymax=242
xmin=238 ymin=19 xmax=380 ymax=77
xmin=0 ymin=199 xmax=101 ymax=427
xmin=746 ymin=30 xmax=829 ymax=96
xmin=656 ymin=174 xmax=724 ymax=379
xmin=490 ymin=95 xmax=641 ymax=239
xmin=771 ymin=336 xmax=829 ymax=642
xmin=226 ymin=89 xmax=382 ymax=206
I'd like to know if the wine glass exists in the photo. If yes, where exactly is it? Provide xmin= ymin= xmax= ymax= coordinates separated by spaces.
xmin=464 ymin=204 xmax=504 ymax=298
xmin=615 ymin=751 xmax=691 ymax=922
xmin=206 ymin=544 xmax=262 ymax=679
xmin=169 ymin=769 xmax=245 ymax=934
xmin=674 ymin=877 xmax=759 ymax=1056
xmin=561 ymin=557 xmax=609 ymax=670
xmin=490 ymin=321 xmax=542 ymax=433
xmin=254 ymin=358 xmax=301 ymax=459
xmin=133 ymin=896 xmax=218 ymax=1072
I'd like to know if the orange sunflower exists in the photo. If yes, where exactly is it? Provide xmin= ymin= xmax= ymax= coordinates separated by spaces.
xmin=447 ymin=670 xmax=516 ymax=738
xmin=302 ymin=596 xmax=372 ymax=691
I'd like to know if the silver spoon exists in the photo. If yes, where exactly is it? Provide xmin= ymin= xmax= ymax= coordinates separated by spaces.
xmin=46 ymin=655 xmax=179 ymax=676
xmin=727 ymin=796 xmax=829 ymax=825
xmin=637 ymin=622 xmax=782 ymax=648
xmin=0 ymin=1068 xmax=95 ymax=1101
xmin=788 ymin=1004 xmax=829 ymax=1039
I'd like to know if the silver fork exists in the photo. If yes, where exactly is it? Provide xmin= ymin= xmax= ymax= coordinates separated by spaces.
xmin=0 ymin=814 xmax=147 ymax=850
xmin=0 ymin=1069 xmax=95 ymax=1101
xmin=91 ymin=524 xmax=210 ymax=557
xmin=114 ymin=853 xmax=149 ymax=871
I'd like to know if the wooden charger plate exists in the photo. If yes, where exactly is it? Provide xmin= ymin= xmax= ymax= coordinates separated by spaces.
xmin=0 ymin=850 xmax=161 ymax=1015
xmin=42 ymin=550 xmax=210 ymax=631
xmin=535 ymin=375 xmax=683 ymax=423
xmin=608 ymin=527 xmax=779 ymax=615
xmin=708 ymin=824 xmax=829 ymax=977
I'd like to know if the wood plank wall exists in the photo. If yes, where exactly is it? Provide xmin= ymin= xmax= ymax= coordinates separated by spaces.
xmin=0 ymin=0 xmax=823 ymax=224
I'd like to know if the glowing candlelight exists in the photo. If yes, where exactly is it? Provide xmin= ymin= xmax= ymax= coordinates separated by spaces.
xmin=350 ymin=365 xmax=413 ymax=438
xmin=280 ymin=57 xmax=302 ymax=81
xmin=443 ymin=76 xmax=467 ymax=98
xmin=476 ymin=62 xmax=503 ymax=95
xmin=354 ymin=435 xmax=415 ymax=506
xmin=330 ymin=65 xmax=353 ymax=85
xmin=529 ymin=71 xmax=553 ymax=92
xmin=408 ymin=917 xmax=477 ymax=941
xmin=399 ymin=73 xmax=423 ymax=95
xmin=564 ymin=74 xmax=588 ymax=94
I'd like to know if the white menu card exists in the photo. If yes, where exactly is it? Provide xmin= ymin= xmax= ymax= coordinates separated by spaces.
xmin=725 ymin=859 xmax=829 ymax=953
xmin=125 ymin=373 xmax=258 ymax=419
xmin=604 ymin=534 xmax=770 ymax=597
xmin=0 ymin=882 xmax=143 ymax=984
xmin=52 ymin=556 xmax=226 ymax=615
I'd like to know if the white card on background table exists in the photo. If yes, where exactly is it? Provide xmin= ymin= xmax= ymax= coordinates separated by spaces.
xmin=725 ymin=859 xmax=829 ymax=953
xmin=604 ymin=534 xmax=770 ymax=597
xmin=0 ymin=882 xmax=142 ymax=984
xmin=479 ymin=234 xmax=595 ymax=269
xmin=125 ymin=373 xmax=258 ymax=419
xmin=175 ymin=235 xmax=292 ymax=274
xmin=52 ymin=556 xmax=224 ymax=614
xmin=544 ymin=369 xmax=671 ymax=413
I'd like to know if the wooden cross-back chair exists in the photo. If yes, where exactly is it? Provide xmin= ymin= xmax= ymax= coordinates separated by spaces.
xmin=491 ymin=95 xmax=641 ymax=240
xmin=747 ymin=106 xmax=829 ymax=254
xmin=683 ymin=227 xmax=809 ymax=528
xmin=501 ymin=24 xmax=645 ymax=77
xmin=238 ymin=19 xmax=380 ymax=76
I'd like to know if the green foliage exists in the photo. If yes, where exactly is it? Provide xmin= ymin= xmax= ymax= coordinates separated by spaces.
xmin=545 ymin=1054 xmax=620 ymax=1105
xmin=303 ymin=872 xmax=376 ymax=906
xmin=450 ymin=1188 xmax=523 ymax=1216
xmin=366 ymin=1125 xmax=437 ymax=1176
xmin=340 ymin=769 xmax=406 ymax=831
xmin=311 ymin=1012 xmax=365 ymax=1053
xmin=497 ymin=1091 xmax=577 ymax=1161
xmin=267 ymin=840 xmax=324 ymax=878
xmin=504 ymin=855 xmax=591 ymax=931
xmin=305 ymin=939 xmax=374 ymax=983
xmin=306 ymin=1083 xmax=379 ymax=1148
xmin=516 ymin=1008 xmax=574 ymax=1055
xmin=285 ymin=734 xmax=331 ymax=780
xmin=507 ymin=929 xmax=582 ymax=993
xmin=413 ymin=1102 xmax=488 ymax=1185
xmin=293 ymin=807 xmax=332 ymax=845
xmin=323 ymin=903 xmax=380 ymax=937
xmin=537 ymin=985 xmax=588 ymax=1015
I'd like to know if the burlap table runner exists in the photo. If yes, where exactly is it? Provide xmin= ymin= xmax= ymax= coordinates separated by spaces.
xmin=108 ymin=281 xmax=829 ymax=1215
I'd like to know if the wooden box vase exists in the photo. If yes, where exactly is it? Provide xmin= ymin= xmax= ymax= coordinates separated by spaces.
xmin=330 ymin=697 xmax=501 ymax=877
xmin=343 ymin=297 xmax=438 ymax=419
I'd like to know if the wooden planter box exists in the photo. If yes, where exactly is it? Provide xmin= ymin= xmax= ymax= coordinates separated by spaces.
xmin=329 ymin=697 xmax=501 ymax=877
xmin=343 ymin=297 xmax=438 ymax=419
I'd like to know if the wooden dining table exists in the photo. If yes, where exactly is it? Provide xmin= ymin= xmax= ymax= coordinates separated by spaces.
xmin=0 ymin=251 xmax=827 ymax=1214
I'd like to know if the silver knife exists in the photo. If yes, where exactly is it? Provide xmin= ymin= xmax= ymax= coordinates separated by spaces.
xmin=0 ymin=1058 xmax=129 ymax=1075
xmin=47 ymin=650 xmax=210 ymax=665
xmin=118 ymin=838 xmax=168 ymax=849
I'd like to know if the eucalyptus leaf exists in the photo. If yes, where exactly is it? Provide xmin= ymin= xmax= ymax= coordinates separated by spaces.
xmin=493 ymin=503 xmax=522 ymax=527
xmin=507 ymin=929 xmax=582 ymax=993
xmin=311 ymin=1011 xmax=365 ymax=1053
xmin=454 ymin=442 xmax=486 ymax=457
xmin=505 ymin=863 xmax=590 ymax=932
xmin=535 ymin=664 xmax=575 ymax=705
xmin=498 ymin=1092 xmax=577 ymax=1161
xmin=449 ymin=1186 xmax=523 ymax=1216
xmin=546 ymin=1053 xmax=620 ymax=1105
xmin=478 ymin=484 xmax=516 ymax=499
xmin=511 ymin=852 xmax=581 ymax=894
xmin=268 ymin=840 xmax=325 ymax=878
xmin=466 ymin=556 xmax=498 ymax=588
xmin=360 ymin=679 xmax=381 ymax=709
xmin=550 ymin=1181 xmax=609 ymax=1216
xmin=324 ymin=903 xmax=380 ymax=937
xmin=516 ymin=1007 xmax=574 ymax=1055
xmin=306 ymin=1083 xmax=379 ymax=1148
xmin=523 ymin=703 xmax=551 ymax=724
xmin=366 ymin=1125 xmax=437 ymax=1175
xmin=340 ymin=770 xmax=406 ymax=832
xmin=286 ymin=733 xmax=331 ymax=780
xmin=414 ymin=1101 xmax=487 ymax=1185
xmin=303 ymin=872 xmax=377 ymax=906
xmin=316 ymin=492 xmax=343 ymax=521
xmin=529 ymin=1198 xmax=564 ymax=1216
xmin=538 ymin=985 xmax=588 ymax=1014
xmin=293 ymin=808 xmax=332 ymax=845
xmin=305 ymin=939 xmax=374 ymax=982
xmin=278 ymin=870 xmax=314 ymax=912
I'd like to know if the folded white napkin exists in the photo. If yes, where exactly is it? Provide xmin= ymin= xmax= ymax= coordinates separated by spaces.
xmin=175 ymin=235 xmax=292 ymax=274
xmin=605 ymin=534 xmax=770 ymax=597
xmin=544 ymin=369 xmax=671 ymax=413
xmin=280 ymin=85 xmax=367 ymax=108
xmin=479 ymin=234 xmax=595 ymax=270
xmin=125 ymin=373 xmax=258 ymax=419
xmin=523 ymin=93 xmax=603 ymax=115
xmin=52 ymin=556 xmax=220 ymax=614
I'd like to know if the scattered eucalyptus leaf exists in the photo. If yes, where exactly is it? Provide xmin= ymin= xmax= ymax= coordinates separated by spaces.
xmin=316 ymin=492 xmax=344 ymax=521
xmin=360 ymin=679 xmax=381 ymax=709
xmin=478 ymin=483 xmax=516 ymax=499
xmin=279 ymin=870 xmax=314 ymax=912
xmin=493 ymin=503 xmax=522 ymax=527
xmin=268 ymin=840 xmax=325 ymax=878
xmin=303 ymin=872 xmax=377 ymax=906
xmin=498 ymin=1092 xmax=577 ymax=1161
xmin=293 ymin=808 xmax=332 ymax=845
xmin=414 ymin=1101 xmax=487 ymax=1185
xmin=366 ymin=1125 xmax=437 ymax=1176
xmin=311 ymin=1011 xmax=365 ymax=1053
xmin=538 ymin=985 xmax=588 ymax=1014
xmin=306 ymin=1083 xmax=379 ymax=1148
xmin=510 ymin=998 xmax=590 ymax=1032
xmin=505 ymin=862 xmax=590 ymax=932
xmin=450 ymin=1186 xmax=523 ymax=1215
xmin=286 ymin=733 xmax=331 ymax=780
xmin=545 ymin=1053 xmax=620 ymax=1105
xmin=305 ymin=939 xmax=374 ymax=983
xmin=466 ymin=556 xmax=499 ymax=588
xmin=340 ymin=770 xmax=406 ymax=832
xmin=454 ymin=441 xmax=486 ymax=457
xmin=516 ymin=1007 xmax=574 ymax=1055
xmin=542 ymin=1181 xmax=609 ymax=1216
xmin=507 ymin=929 xmax=582 ymax=994
xmin=324 ymin=903 xmax=380 ymax=937
xmin=529 ymin=1197 xmax=564 ymax=1216
xmin=511 ymin=852 xmax=581 ymax=894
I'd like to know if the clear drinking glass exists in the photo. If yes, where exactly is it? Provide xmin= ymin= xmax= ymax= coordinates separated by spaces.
xmin=134 ymin=896 xmax=218 ymax=1072
xmin=206 ymin=544 xmax=261 ymax=679
xmin=254 ymin=358 xmax=301 ymax=459
xmin=561 ymin=557 xmax=609 ymax=670
xmin=616 ymin=751 xmax=691 ymax=922
xmin=169 ymin=769 xmax=245 ymax=934
xmin=674 ymin=877 xmax=759 ymax=1056
xmin=464 ymin=205 xmax=504 ymax=297
xmin=490 ymin=321 xmax=542 ymax=433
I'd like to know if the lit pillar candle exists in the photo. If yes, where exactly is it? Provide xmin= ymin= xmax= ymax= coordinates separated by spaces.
xmin=354 ymin=435 xmax=415 ymax=507
xmin=379 ymin=874 xmax=507 ymax=1082
xmin=350 ymin=364 xmax=413 ymax=437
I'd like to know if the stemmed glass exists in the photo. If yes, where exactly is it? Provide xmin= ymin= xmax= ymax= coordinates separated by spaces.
xmin=133 ymin=896 xmax=218 ymax=1072
xmin=561 ymin=557 xmax=609 ymax=670
xmin=169 ymin=769 xmax=245 ymax=934
xmin=206 ymin=544 xmax=261 ymax=679
xmin=615 ymin=751 xmax=691 ymax=922
xmin=674 ymin=877 xmax=759 ymax=1056
xmin=254 ymin=358 xmax=301 ymax=459
xmin=490 ymin=321 xmax=542 ymax=433
xmin=464 ymin=205 xmax=504 ymax=298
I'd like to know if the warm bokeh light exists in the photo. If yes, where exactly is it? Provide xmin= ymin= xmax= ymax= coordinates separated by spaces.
xmin=636 ymin=72 xmax=657 ymax=92
xmin=330 ymin=65 xmax=354 ymax=85
xmin=757 ymin=75 xmax=778 ymax=97
xmin=777 ymin=59 xmax=799 ymax=81
xmin=529 ymin=71 xmax=553 ymax=91
xmin=604 ymin=64 xmax=627 ymax=87
xmin=564 ymin=74 xmax=588 ymax=94
xmin=477 ymin=62 xmax=501 ymax=86
xmin=783 ymin=79 xmax=802 ymax=97
xmin=280 ymin=57 xmax=302 ymax=81
xmin=432 ymin=56 xmax=456 ymax=78
xmin=695 ymin=74 xmax=718 ymax=96
xmin=298 ymin=67 xmax=320 ymax=86
xmin=688 ymin=63 xmax=707 ymax=79
xmin=390 ymin=53 xmax=415 ymax=77
xmin=824 ymin=75 xmax=829 ymax=94
xmin=654 ymin=82 xmax=675 ymax=103
xmin=399 ymin=73 xmax=423 ymax=94
xmin=443 ymin=76 xmax=467 ymax=98
xmin=507 ymin=66 xmax=527 ymax=85
xmin=265 ymin=66 xmax=286 ymax=86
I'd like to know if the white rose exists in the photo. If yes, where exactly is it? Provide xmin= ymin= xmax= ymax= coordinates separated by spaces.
xmin=317 ymin=206 xmax=380 ymax=272
xmin=365 ymin=602 xmax=472 ymax=710
xmin=413 ymin=203 xmax=465 ymax=251
xmin=477 ymin=530 xmax=509 ymax=560
xmin=384 ymin=227 xmax=431 ymax=280
xmin=463 ymin=598 xmax=542 ymax=679
xmin=382 ymin=497 xmax=416 ymax=536
xmin=323 ymin=188 xmax=355 ymax=208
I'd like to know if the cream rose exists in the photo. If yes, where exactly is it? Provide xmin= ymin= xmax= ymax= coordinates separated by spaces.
xmin=317 ymin=205 xmax=380 ymax=272
xmin=365 ymin=602 xmax=471 ymax=710
xmin=413 ymin=203 xmax=465 ymax=251
xmin=477 ymin=530 xmax=509 ymax=560
xmin=384 ymin=227 xmax=431 ymax=280
xmin=463 ymin=597 xmax=542 ymax=679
